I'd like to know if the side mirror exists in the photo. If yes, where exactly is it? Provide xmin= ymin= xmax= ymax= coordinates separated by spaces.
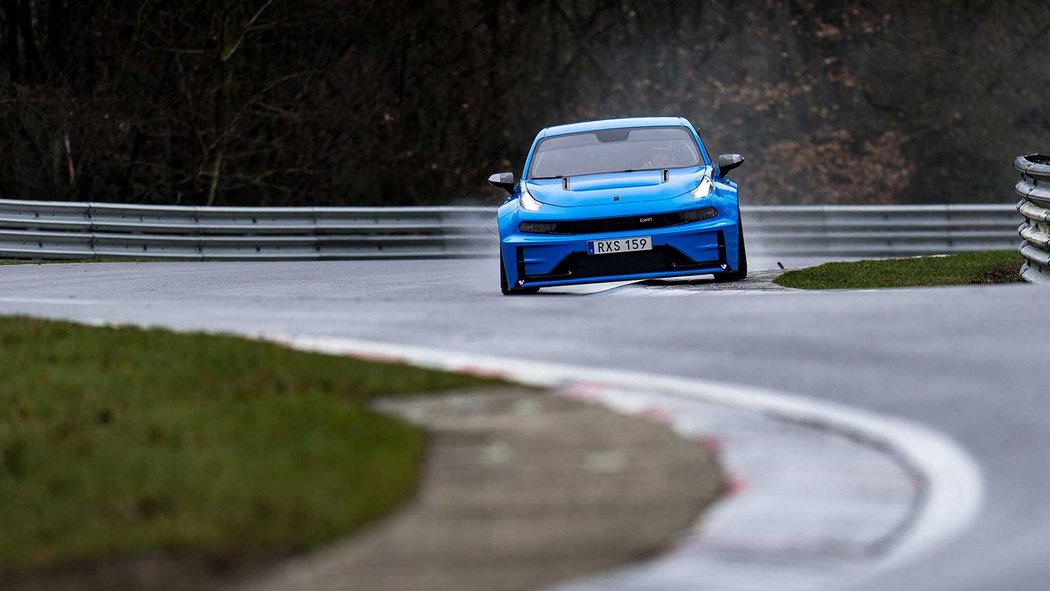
xmin=716 ymin=154 xmax=744 ymax=177
xmin=487 ymin=171 xmax=516 ymax=195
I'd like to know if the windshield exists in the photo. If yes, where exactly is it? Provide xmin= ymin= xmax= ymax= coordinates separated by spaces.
xmin=528 ymin=126 xmax=702 ymax=179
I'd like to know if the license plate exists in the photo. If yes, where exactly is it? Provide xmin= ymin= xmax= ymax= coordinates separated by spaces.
xmin=587 ymin=236 xmax=652 ymax=255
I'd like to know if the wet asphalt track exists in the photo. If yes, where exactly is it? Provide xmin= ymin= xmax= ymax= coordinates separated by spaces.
xmin=1 ymin=257 xmax=1048 ymax=590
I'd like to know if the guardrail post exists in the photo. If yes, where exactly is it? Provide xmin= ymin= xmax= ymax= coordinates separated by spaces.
xmin=310 ymin=206 xmax=321 ymax=259
xmin=1015 ymin=154 xmax=1050 ymax=284
xmin=85 ymin=202 xmax=96 ymax=257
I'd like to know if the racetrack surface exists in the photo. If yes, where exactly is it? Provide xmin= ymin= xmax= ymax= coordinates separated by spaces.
xmin=1 ymin=258 xmax=1048 ymax=590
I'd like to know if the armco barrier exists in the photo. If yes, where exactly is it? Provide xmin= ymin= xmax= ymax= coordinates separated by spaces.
xmin=0 ymin=198 xmax=1020 ymax=261
xmin=744 ymin=204 xmax=1016 ymax=257
xmin=1015 ymin=154 xmax=1050 ymax=284
xmin=0 ymin=200 xmax=493 ymax=260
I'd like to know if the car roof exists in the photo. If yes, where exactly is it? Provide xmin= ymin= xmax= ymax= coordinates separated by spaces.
xmin=540 ymin=116 xmax=689 ymax=138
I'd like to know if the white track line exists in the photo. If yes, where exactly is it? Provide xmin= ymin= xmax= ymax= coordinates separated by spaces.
xmin=268 ymin=333 xmax=983 ymax=589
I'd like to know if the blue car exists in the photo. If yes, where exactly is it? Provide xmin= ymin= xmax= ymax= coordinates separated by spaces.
xmin=490 ymin=116 xmax=746 ymax=295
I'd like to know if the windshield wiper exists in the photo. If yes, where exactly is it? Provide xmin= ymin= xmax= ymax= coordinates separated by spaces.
xmin=531 ymin=168 xmax=665 ymax=180
xmin=530 ymin=174 xmax=572 ymax=189
xmin=534 ymin=169 xmax=647 ymax=178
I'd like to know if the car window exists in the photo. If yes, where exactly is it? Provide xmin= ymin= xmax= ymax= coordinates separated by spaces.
xmin=529 ymin=127 xmax=701 ymax=179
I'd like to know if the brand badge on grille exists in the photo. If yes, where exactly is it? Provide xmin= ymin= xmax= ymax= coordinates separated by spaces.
xmin=639 ymin=217 xmax=653 ymax=223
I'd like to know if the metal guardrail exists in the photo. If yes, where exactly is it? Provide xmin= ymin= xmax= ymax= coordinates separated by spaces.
xmin=1015 ymin=154 xmax=1050 ymax=284
xmin=0 ymin=199 xmax=494 ymax=260
xmin=744 ymin=204 xmax=1017 ymax=257
xmin=0 ymin=198 xmax=1020 ymax=261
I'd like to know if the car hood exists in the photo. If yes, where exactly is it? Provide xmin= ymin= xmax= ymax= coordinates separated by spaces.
xmin=525 ymin=166 xmax=708 ymax=207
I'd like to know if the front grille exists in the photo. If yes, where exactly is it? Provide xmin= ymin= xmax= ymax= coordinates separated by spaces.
xmin=519 ymin=207 xmax=716 ymax=235
xmin=574 ymin=249 xmax=673 ymax=277
xmin=519 ymin=235 xmax=727 ymax=282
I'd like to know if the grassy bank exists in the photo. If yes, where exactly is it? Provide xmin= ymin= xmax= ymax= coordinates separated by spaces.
xmin=0 ymin=317 xmax=490 ymax=578
xmin=775 ymin=250 xmax=1024 ymax=289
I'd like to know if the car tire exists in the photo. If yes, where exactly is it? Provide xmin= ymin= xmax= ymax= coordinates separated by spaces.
xmin=712 ymin=214 xmax=748 ymax=283
xmin=500 ymin=253 xmax=539 ymax=295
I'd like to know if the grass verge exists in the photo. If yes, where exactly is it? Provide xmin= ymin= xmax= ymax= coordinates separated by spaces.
xmin=774 ymin=250 xmax=1024 ymax=290
xmin=0 ymin=317 xmax=492 ymax=581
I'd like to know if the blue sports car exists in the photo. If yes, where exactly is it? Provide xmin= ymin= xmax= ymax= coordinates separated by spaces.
xmin=490 ymin=116 xmax=746 ymax=295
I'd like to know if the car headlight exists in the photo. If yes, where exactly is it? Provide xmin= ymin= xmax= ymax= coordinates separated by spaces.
xmin=691 ymin=176 xmax=713 ymax=199
xmin=520 ymin=187 xmax=542 ymax=211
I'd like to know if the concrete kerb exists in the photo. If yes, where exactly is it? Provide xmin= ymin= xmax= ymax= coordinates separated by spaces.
xmin=267 ymin=333 xmax=984 ymax=591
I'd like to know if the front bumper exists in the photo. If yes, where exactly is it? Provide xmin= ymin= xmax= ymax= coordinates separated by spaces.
xmin=500 ymin=217 xmax=740 ymax=288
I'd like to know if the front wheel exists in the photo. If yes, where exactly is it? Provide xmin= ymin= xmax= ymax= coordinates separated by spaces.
xmin=500 ymin=253 xmax=539 ymax=295
xmin=712 ymin=219 xmax=748 ymax=283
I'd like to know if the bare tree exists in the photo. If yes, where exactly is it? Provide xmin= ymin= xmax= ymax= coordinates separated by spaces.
xmin=0 ymin=0 xmax=1047 ymax=205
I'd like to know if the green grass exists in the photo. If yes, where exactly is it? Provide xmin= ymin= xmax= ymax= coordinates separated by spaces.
xmin=0 ymin=317 xmax=491 ymax=573
xmin=774 ymin=250 xmax=1024 ymax=290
